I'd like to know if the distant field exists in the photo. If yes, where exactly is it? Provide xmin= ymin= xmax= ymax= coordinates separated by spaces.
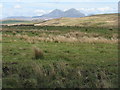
xmin=1 ymin=20 xmax=34 ymax=24
xmin=2 ymin=25 xmax=118 ymax=88
xmin=34 ymin=14 xmax=118 ymax=28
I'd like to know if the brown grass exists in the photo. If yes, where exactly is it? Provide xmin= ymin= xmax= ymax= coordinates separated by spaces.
xmin=2 ymin=32 xmax=118 ymax=44
xmin=33 ymin=47 xmax=44 ymax=59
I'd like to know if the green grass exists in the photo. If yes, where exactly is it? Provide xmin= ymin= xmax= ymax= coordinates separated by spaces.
xmin=2 ymin=26 xmax=118 ymax=39
xmin=2 ymin=20 xmax=33 ymax=24
xmin=2 ymin=26 xmax=118 ymax=88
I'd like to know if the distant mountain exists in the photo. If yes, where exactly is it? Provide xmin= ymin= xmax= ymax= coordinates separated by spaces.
xmin=64 ymin=8 xmax=85 ymax=17
xmin=42 ymin=9 xmax=64 ymax=18
xmin=4 ymin=8 xmax=85 ymax=20
xmin=33 ymin=8 xmax=85 ymax=19
xmin=5 ymin=16 xmax=33 ymax=20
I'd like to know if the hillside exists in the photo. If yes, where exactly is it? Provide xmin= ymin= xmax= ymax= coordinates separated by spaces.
xmin=34 ymin=14 xmax=118 ymax=27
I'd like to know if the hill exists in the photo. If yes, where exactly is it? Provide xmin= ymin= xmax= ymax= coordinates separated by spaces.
xmin=34 ymin=14 xmax=118 ymax=27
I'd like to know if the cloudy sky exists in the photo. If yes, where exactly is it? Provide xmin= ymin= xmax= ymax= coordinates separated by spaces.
xmin=0 ymin=0 xmax=119 ymax=19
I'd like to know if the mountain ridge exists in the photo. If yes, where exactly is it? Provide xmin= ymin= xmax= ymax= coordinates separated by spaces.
xmin=4 ymin=8 xmax=85 ymax=20
xmin=33 ymin=8 xmax=85 ymax=19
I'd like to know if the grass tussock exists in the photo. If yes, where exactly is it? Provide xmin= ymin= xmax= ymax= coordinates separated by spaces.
xmin=33 ymin=47 xmax=44 ymax=59
xmin=2 ymin=61 xmax=118 ymax=88
xmin=3 ymin=32 xmax=118 ymax=44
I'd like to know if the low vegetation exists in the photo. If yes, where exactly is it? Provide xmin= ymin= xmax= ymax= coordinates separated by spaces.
xmin=34 ymin=47 xmax=44 ymax=59
xmin=2 ymin=24 xmax=118 ymax=88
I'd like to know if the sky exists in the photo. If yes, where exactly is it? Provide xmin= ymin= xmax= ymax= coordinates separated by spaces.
xmin=0 ymin=0 xmax=119 ymax=19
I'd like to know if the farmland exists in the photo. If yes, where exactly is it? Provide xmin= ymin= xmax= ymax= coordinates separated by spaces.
xmin=2 ymin=25 xmax=118 ymax=88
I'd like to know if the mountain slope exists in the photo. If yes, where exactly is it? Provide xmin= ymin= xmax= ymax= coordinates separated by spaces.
xmin=64 ymin=8 xmax=85 ymax=17
xmin=33 ymin=8 xmax=85 ymax=19
xmin=34 ymin=14 xmax=118 ymax=27
xmin=41 ymin=9 xmax=64 ymax=18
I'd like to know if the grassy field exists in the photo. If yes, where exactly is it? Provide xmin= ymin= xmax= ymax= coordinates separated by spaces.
xmin=34 ymin=14 xmax=118 ymax=28
xmin=1 ymin=20 xmax=34 ymax=24
xmin=2 ymin=25 xmax=118 ymax=88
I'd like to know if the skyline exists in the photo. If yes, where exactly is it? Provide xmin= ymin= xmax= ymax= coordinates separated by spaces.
xmin=0 ymin=0 xmax=119 ymax=19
